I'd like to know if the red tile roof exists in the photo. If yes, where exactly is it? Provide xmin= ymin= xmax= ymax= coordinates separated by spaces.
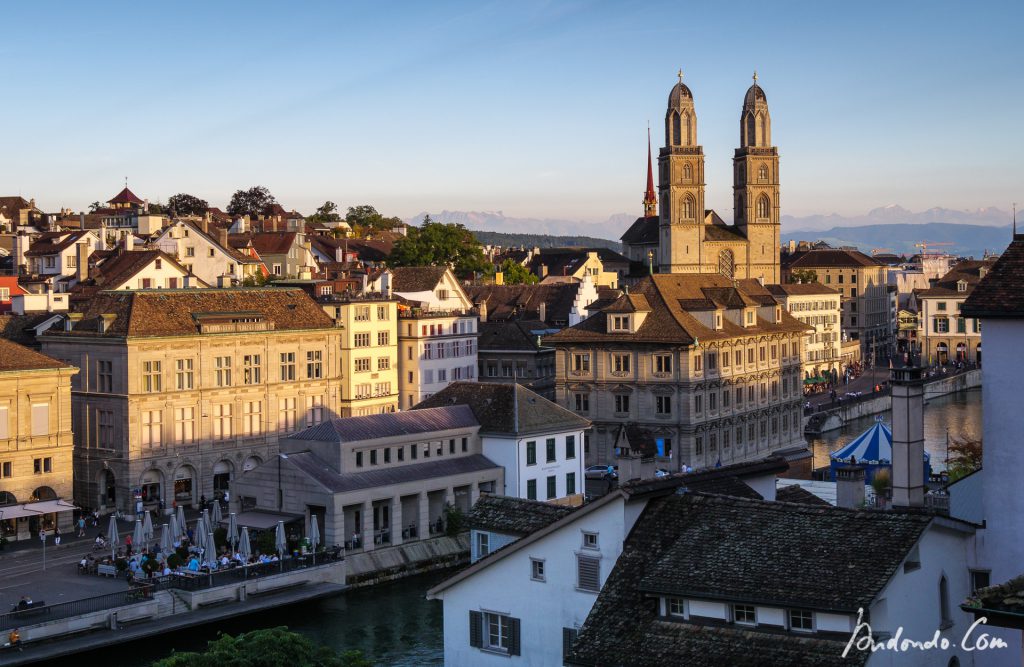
xmin=107 ymin=187 xmax=145 ymax=205
xmin=0 ymin=337 xmax=69 ymax=372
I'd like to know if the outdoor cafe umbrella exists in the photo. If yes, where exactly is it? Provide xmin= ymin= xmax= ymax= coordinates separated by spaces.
xmin=132 ymin=519 xmax=145 ymax=552
xmin=204 ymin=531 xmax=218 ymax=568
xmin=176 ymin=504 xmax=187 ymax=537
xmin=142 ymin=509 xmax=154 ymax=543
xmin=107 ymin=515 xmax=119 ymax=560
xmin=275 ymin=521 xmax=287 ymax=560
xmin=238 ymin=526 xmax=252 ymax=562
xmin=194 ymin=513 xmax=207 ymax=541
xmin=201 ymin=508 xmax=210 ymax=531
xmin=160 ymin=523 xmax=172 ymax=557
xmin=309 ymin=515 xmax=321 ymax=563
xmin=168 ymin=513 xmax=180 ymax=545
xmin=226 ymin=512 xmax=239 ymax=551
xmin=211 ymin=500 xmax=223 ymax=525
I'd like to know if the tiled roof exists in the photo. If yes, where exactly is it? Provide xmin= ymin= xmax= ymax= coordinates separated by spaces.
xmin=0 ymin=313 xmax=62 ymax=347
xmin=917 ymin=258 xmax=998 ymax=298
xmin=785 ymin=249 xmax=881 ymax=269
xmin=567 ymin=493 xmax=931 ymax=666
xmin=618 ymin=456 xmax=789 ymax=497
xmin=107 ymin=187 xmax=144 ymax=205
xmin=291 ymin=405 xmax=479 ymax=443
xmin=284 ymin=451 xmax=499 ymax=493
xmin=776 ymin=484 xmax=833 ymax=506
xmin=968 ymin=573 xmax=1024 ymax=616
xmin=766 ymin=283 xmax=839 ymax=296
xmin=0 ymin=337 xmax=69 ymax=372
xmin=92 ymin=250 xmax=185 ymax=288
xmin=477 ymin=320 xmax=548 ymax=352
xmin=620 ymin=216 xmax=659 ymax=244
xmin=390 ymin=266 xmax=447 ymax=293
xmin=165 ymin=220 xmax=260 ymax=265
xmin=49 ymin=287 xmax=335 ymax=338
xmin=467 ymin=283 xmax=585 ymax=324
xmin=545 ymin=274 xmax=807 ymax=346
xmin=412 ymin=382 xmax=590 ymax=436
xmin=468 ymin=495 xmax=575 ymax=536
xmin=602 ymin=293 xmax=651 ymax=314
xmin=962 ymin=237 xmax=1024 ymax=318
xmin=249 ymin=232 xmax=298 ymax=256
xmin=703 ymin=224 xmax=748 ymax=243
xmin=24 ymin=231 xmax=93 ymax=257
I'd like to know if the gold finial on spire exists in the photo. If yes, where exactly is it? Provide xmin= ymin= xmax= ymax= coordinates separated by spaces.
xmin=677 ymin=68 xmax=683 ymax=85
xmin=753 ymin=70 xmax=758 ymax=85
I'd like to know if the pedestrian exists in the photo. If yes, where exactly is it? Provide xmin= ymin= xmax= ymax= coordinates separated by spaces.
xmin=7 ymin=627 xmax=21 ymax=651
xmin=200 ymin=494 xmax=207 ymax=509
xmin=77 ymin=516 xmax=86 ymax=537
xmin=54 ymin=527 xmax=61 ymax=546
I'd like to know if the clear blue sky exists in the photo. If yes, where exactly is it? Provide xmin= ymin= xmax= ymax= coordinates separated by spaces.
xmin=2 ymin=1 xmax=1021 ymax=222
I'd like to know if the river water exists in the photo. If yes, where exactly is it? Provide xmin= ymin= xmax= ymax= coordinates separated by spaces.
xmin=806 ymin=388 xmax=983 ymax=471
xmin=86 ymin=570 xmax=447 ymax=666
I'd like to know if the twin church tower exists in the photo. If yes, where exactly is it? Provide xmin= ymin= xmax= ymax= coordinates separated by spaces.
xmin=623 ymin=72 xmax=780 ymax=284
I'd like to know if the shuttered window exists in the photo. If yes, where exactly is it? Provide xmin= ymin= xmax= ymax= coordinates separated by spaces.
xmin=470 ymin=611 xmax=520 ymax=655
xmin=31 ymin=403 xmax=49 ymax=436
xmin=563 ymin=627 xmax=580 ymax=660
xmin=577 ymin=554 xmax=600 ymax=592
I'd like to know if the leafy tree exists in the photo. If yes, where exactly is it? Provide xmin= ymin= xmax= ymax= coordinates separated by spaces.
xmin=789 ymin=269 xmax=818 ymax=284
xmin=345 ymin=205 xmax=402 ymax=234
xmin=498 ymin=258 xmax=538 ymax=285
xmin=443 ymin=504 xmax=465 ymax=537
xmin=308 ymin=201 xmax=342 ymax=224
xmin=388 ymin=220 xmax=489 ymax=277
xmin=227 ymin=186 xmax=277 ymax=218
xmin=147 ymin=202 xmax=166 ymax=214
xmin=946 ymin=435 xmax=982 ymax=482
xmin=152 ymin=627 xmax=371 ymax=667
xmin=241 ymin=272 xmax=276 ymax=287
xmin=168 ymin=193 xmax=209 ymax=217
xmin=88 ymin=201 xmax=102 ymax=213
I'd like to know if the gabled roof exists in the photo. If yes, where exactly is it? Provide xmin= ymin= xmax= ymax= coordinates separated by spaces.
xmin=107 ymin=187 xmax=145 ymax=205
xmin=602 ymin=293 xmax=651 ymax=314
xmin=784 ymin=249 xmax=881 ymax=269
xmin=158 ymin=220 xmax=261 ymax=265
xmin=90 ymin=249 xmax=193 ymax=288
xmin=24 ymin=231 xmax=93 ymax=257
xmin=766 ymin=283 xmax=839 ymax=297
xmin=291 ymin=405 xmax=478 ymax=443
xmin=477 ymin=320 xmax=551 ymax=352
xmin=620 ymin=216 xmax=659 ymax=245
xmin=412 ymin=382 xmax=589 ymax=436
xmin=249 ymin=232 xmax=298 ymax=256
xmin=917 ymin=258 xmax=998 ymax=299
xmin=0 ymin=337 xmax=70 ymax=372
xmin=390 ymin=266 xmax=448 ymax=293
xmin=468 ymin=495 xmax=575 ymax=536
xmin=962 ymin=237 xmax=1024 ymax=318
xmin=280 ymin=451 xmax=499 ymax=494
xmin=466 ymin=282 xmax=587 ymax=324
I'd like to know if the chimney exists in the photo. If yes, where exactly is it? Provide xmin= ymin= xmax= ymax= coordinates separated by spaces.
xmin=124 ymin=234 xmax=134 ymax=252
xmin=75 ymin=242 xmax=89 ymax=283
xmin=335 ymin=244 xmax=344 ymax=263
xmin=218 ymin=227 xmax=228 ymax=249
xmin=890 ymin=364 xmax=926 ymax=507
xmin=200 ymin=215 xmax=209 ymax=235
xmin=538 ymin=301 xmax=547 ymax=323
xmin=79 ymin=212 xmax=86 ymax=228
xmin=539 ymin=264 xmax=548 ymax=279
xmin=835 ymin=465 xmax=866 ymax=509
xmin=477 ymin=301 xmax=488 ymax=323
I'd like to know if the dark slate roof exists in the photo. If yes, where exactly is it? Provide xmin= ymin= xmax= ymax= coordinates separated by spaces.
xmin=784 ymin=249 xmax=881 ymax=269
xmin=284 ymin=451 xmax=499 ymax=493
xmin=467 ymin=283 xmax=583 ymax=324
xmin=916 ymin=259 xmax=997 ymax=298
xmin=619 ymin=456 xmax=788 ymax=498
xmin=0 ymin=337 xmax=69 ymax=372
xmin=24 ymin=230 xmax=93 ymax=257
xmin=412 ymin=382 xmax=589 ymax=436
xmin=968 ymin=573 xmax=1024 ymax=616
xmin=567 ymin=493 xmax=929 ymax=666
xmin=477 ymin=320 xmax=549 ymax=352
xmin=292 ymin=405 xmax=478 ymax=443
xmin=961 ymin=237 xmax=1024 ymax=319
xmin=468 ymin=495 xmax=575 ymax=536
xmin=703 ymin=224 xmax=748 ymax=243
xmin=620 ymin=216 xmax=659 ymax=245
xmin=776 ymin=484 xmax=833 ymax=506
xmin=0 ymin=313 xmax=62 ymax=348
xmin=390 ymin=266 xmax=447 ymax=292
xmin=766 ymin=283 xmax=839 ymax=297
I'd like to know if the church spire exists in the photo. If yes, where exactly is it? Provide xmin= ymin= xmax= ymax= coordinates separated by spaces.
xmin=643 ymin=125 xmax=657 ymax=217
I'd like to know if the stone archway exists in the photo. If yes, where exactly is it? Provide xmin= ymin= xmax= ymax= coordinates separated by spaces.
xmin=213 ymin=460 xmax=234 ymax=498
xmin=139 ymin=468 xmax=164 ymax=506
xmin=31 ymin=486 xmax=57 ymax=501
xmin=172 ymin=465 xmax=197 ymax=506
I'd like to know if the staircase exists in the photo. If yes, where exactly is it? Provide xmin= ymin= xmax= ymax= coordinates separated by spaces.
xmin=155 ymin=589 xmax=192 ymax=617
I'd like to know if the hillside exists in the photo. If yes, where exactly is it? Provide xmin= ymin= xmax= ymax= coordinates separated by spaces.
xmin=472 ymin=230 xmax=620 ymax=250
xmin=782 ymin=222 xmax=1013 ymax=259
xmin=407 ymin=210 xmax=634 ymax=239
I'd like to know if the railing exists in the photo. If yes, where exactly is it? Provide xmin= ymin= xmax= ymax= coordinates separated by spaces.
xmin=0 ymin=585 xmax=155 ymax=631
xmin=146 ymin=555 xmax=341 ymax=592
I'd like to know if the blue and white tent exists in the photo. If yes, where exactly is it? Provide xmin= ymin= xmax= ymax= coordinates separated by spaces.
xmin=828 ymin=418 xmax=931 ymax=483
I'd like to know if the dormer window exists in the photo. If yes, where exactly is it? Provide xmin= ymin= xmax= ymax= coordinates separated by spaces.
xmin=715 ymin=313 xmax=722 ymax=329
xmin=610 ymin=315 xmax=631 ymax=332
xmin=745 ymin=309 xmax=755 ymax=326
xmin=957 ymin=280 xmax=967 ymax=293
xmin=775 ymin=306 xmax=782 ymax=323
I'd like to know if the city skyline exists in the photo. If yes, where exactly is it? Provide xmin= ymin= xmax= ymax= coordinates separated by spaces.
xmin=2 ymin=1 xmax=1021 ymax=222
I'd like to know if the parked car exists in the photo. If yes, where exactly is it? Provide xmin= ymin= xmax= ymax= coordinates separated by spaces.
xmin=585 ymin=465 xmax=618 ymax=480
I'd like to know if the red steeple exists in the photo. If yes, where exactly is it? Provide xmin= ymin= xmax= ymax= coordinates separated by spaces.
xmin=643 ymin=126 xmax=657 ymax=217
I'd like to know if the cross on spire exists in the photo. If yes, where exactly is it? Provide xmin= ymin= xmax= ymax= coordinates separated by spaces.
xmin=753 ymin=70 xmax=758 ymax=85
xmin=677 ymin=69 xmax=683 ymax=85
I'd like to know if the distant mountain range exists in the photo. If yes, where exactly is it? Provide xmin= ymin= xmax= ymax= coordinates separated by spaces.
xmin=782 ymin=222 xmax=1013 ymax=259
xmin=782 ymin=205 xmax=1013 ymax=232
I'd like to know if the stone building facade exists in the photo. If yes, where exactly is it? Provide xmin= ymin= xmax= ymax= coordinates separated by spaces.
xmin=40 ymin=288 xmax=343 ymax=514
xmin=546 ymin=274 xmax=808 ymax=470
xmin=766 ymin=283 xmax=842 ymax=380
xmin=913 ymin=259 xmax=995 ymax=365
xmin=320 ymin=296 xmax=400 ymax=416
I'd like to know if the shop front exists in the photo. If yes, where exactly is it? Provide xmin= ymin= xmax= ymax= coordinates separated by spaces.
xmin=173 ymin=465 xmax=196 ymax=506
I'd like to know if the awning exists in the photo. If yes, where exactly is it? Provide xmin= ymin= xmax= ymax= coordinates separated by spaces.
xmin=222 ymin=510 xmax=303 ymax=531
xmin=0 ymin=499 xmax=78 ymax=520
xmin=803 ymin=377 xmax=826 ymax=384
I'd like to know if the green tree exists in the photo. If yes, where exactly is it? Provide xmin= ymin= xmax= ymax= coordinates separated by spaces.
xmin=946 ymin=435 xmax=982 ymax=482
xmin=789 ymin=269 xmax=818 ymax=284
xmin=167 ymin=193 xmax=209 ymax=217
xmin=88 ymin=201 xmax=102 ymax=213
xmin=227 ymin=186 xmax=277 ymax=218
xmin=308 ymin=201 xmax=342 ymax=224
xmin=345 ymin=204 xmax=402 ymax=234
xmin=388 ymin=220 xmax=489 ymax=277
xmin=498 ymin=258 xmax=538 ymax=285
xmin=153 ymin=627 xmax=371 ymax=667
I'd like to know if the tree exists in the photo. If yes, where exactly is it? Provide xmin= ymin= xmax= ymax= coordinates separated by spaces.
xmin=308 ymin=201 xmax=342 ymax=224
xmin=388 ymin=220 xmax=489 ymax=277
xmin=88 ymin=201 xmax=102 ymax=213
xmin=345 ymin=205 xmax=402 ymax=234
xmin=946 ymin=435 xmax=982 ymax=482
xmin=789 ymin=269 xmax=818 ymax=284
xmin=148 ymin=202 xmax=166 ymax=214
xmin=153 ymin=627 xmax=371 ymax=667
xmin=498 ymin=258 xmax=538 ymax=285
xmin=227 ymin=186 xmax=277 ymax=218
xmin=168 ymin=193 xmax=209 ymax=217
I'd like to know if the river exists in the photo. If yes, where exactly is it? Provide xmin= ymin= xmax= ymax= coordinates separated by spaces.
xmin=806 ymin=388 xmax=983 ymax=471
xmin=82 ymin=570 xmax=447 ymax=666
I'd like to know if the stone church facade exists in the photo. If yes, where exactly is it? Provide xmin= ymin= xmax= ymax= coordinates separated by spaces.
xmin=622 ymin=74 xmax=781 ymax=284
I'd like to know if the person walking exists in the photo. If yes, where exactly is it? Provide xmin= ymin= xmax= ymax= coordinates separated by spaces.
xmin=77 ymin=516 xmax=86 ymax=537
xmin=54 ymin=527 xmax=61 ymax=546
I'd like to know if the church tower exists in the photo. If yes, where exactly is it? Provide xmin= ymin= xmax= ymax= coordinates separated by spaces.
xmin=733 ymin=72 xmax=780 ymax=283
xmin=658 ymin=71 xmax=706 ymax=273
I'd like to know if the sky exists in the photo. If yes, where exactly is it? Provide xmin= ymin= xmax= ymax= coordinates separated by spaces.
xmin=1 ymin=1 xmax=1022 ymax=223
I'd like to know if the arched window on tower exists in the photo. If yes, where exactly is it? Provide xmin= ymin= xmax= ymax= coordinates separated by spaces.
xmin=758 ymin=164 xmax=769 ymax=181
xmin=683 ymin=112 xmax=693 ymax=145
xmin=672 ymin=112 xmax=681 ymax=146
xmin=745 ymin=113 xmax=756 ymax=146
xmin=719 ymin=249 xmax=735 ymax=279
xmin=756 ymin=195 xmax=770 ymax=220
xmin=683 ymin=163 xmax=692 ymax=181
xmin=681 ymin=195 xmax=695 ymax=221
xmin=758 ymin=113 xmax=768 ymax=146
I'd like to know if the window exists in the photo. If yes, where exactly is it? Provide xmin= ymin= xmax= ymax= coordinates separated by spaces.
xmin=546 ymin=438 xmax=556 ymax=463
xmin=216 ymin=356 xmax=233 ymax=386
xmin=305 ymin=396 xmax=324 ymax=426
xmin=306 ymin=350 xmax=323 ymax=379
xmin=279 ymin=353 xmax=295 ymax=381
xmin=935 ymin=317 xmax=949 ymax=334
xmin=175 ymin=358 xmax=194 ymax=391
xmin=708 ymin=352 xmax=717 ymax=370
xmin=354 ymin=306 xmax=370 ymax=321
xmin=377 ymin=305 xmax=389 ymax=320
xmin=355 ymin=451 xmax=363 ymax=468
xmin=0 ymin=461 xmax=10 ymax=478
xmin=377 ymin=357 xmax=391 ymax=371
xmin=370 ymin=449 xmax=377 ymax=465
xmin=937 ymin=302 xmax=947 ymax=311
xmin=33 ymin=457 xmax=52 ymax=474
xmin=354 ymin=333 xmax=370 ymax=347
xmin=30 ymin=403 xmax=49 ymax=436
xmin=97 ymin=360 xmax=113 ymax=392
xmin=243 ymin=355 xmax=261 ymax=384
xmin=526 ymin=441 xmax=537 ymax=465
xmin=141 ymin=409 xmax=162 ymax=447
xmin=213 ymin=403 xmax=232 ymax=440
xmin=970 ymin=570 xmax=991 ymax=592
xmin=355 ymin=358 xmax=371 ymax=372
xmin=377 ymin=331 xmax=390 ymax=346
xmin=789 ymin=609 xmax=813 ymax=632
xmin=694 ymin=394 xmax=702 ymax=414
xmin=614 ymin=395 xmax=630 ymax=413
xmin=531 ymin=558 xmax=545 ymax=582
xmin=693 ymin=354 xmax=703 ymax=372
xmin=654 ymin=354 xmax=672 ymax=374
xmin=173 ymin=406 xmax=196 ymax=443
xmin=735 ymin=350 xmax=742 ymax=366
xmin=468 ymin=611 xmax=519 ymax=656
xmin=956 ymin=318 xmax=966 ymax=334
xmin=571 ymin=353 xmax=590 ymax=373
xmin=577 ymin=554 xmax=600 ymax=592
xmin=610 ymin=315 xmax=630 ymax=331
xmin=185 ymin=246 xmax=195 ymax=257
xmin=563 ymin=628 xmax=579 ymax=661
xmin=526 ymin=479 xmax=537 ymax=500
xmin=143 ymin=360 xmax=162 ymax=393
xmin=462 ymin=437 xmax=468 ymax=452
xmin=566 ymin=435 xmax=576 ymax=459
xmin=449 ymin=439 xmax=456 ymax=455
xmin=611 ymin=353 xmax=631 ymax=373
xmin=583 ymin=532 xmax=598 ymax=549
xmin=668 ymin=597 xmax=685 ymax=617
xmin=476 ymin=531 xmax=489 ymax=557
xmin=546 ymin=475 xmax=557 ymax=499
xmin=656 ymin=395 xmax=672 ymax=415
xmin=242 ymin=401 xmax=263 ymax=435
xmin=733 ymin=604 xmax=756 ymax=625
xmin=97 ymin=409 xmax=114 ymax=446
xmin=574 ymin=393 xmax=589 ymax=412
xmin=566 ymin=471 xmax=576 ymax=495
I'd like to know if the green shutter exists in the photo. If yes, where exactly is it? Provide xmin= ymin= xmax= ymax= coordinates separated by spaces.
xmin=469 ymin=610 xmax=482 ymax=648
xmin=508 ymin=616 xmax=521 ymax=656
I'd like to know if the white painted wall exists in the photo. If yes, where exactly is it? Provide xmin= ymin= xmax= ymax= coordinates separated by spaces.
xmin=153 ymin=221 xmax=245 ymax=286
xmin=482 ymin=430 xmax=585 ymax=500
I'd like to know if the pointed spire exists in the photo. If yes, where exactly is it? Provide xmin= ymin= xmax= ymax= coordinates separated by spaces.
xmin=643 ymin=124 xmax=657 ymax=217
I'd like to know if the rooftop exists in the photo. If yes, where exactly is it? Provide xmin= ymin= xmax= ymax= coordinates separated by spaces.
xmin=962 ymin=237 xmax=1024 ymax=318
xmin=291 ymin=405 xmax=478 ymax=443
xmin=784 ymin=249 xmax=882 ymax=269
xmin=412 ymin=382 xmax=590 ymax=436
xmin=0 ymin=337 xmax=70 ymax=372
xmin=281 ymin=451 xmax=498 ymax=494
xmin=468 ymin=495 xmax=575 ymax=536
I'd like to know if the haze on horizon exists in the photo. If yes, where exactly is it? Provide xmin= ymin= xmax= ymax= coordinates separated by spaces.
xmin=2 ymin=1 xmax=1020 ymax=222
